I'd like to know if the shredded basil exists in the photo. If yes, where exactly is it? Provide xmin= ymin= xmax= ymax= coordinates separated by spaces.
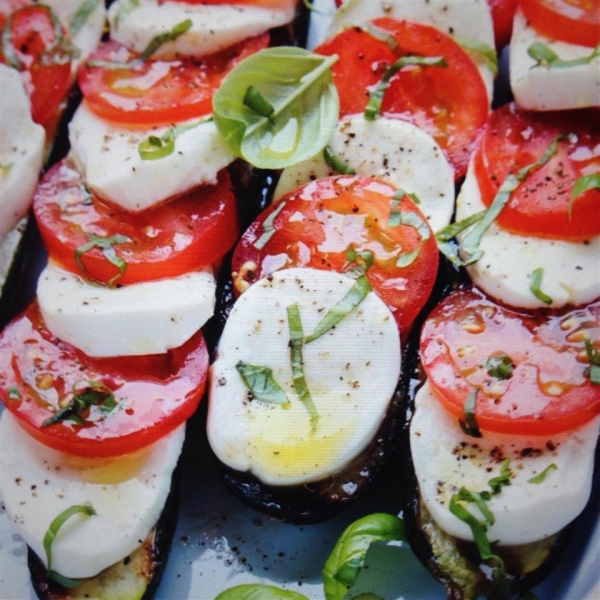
xmin=454 ymin=36 xmax=498 ymax=76
xmin=361 ymin=22 xmax=400 ymax=53
xmin=69 ymin=0 xmax=100 ymax=36
xmin=485 ymin=354 xmax=515 ymax=380
xmin=0 ymin=163 xmax=13 ymax=176
xmin=390 ymin=210 xmax=431 ymax=268
xmin=364 ymin=54 xmax=447 ymax=121
xmin=138 ymin=120 xmax=202 ymax=160
xmin=459 ymin=389 xmax=482 ymax=438
xmin=235 ymin=361 xmax=291 ymax=406
xmin=323 ymin=145 xmax=356 ymax=175
xmin=74 ymin=233 xmax=132 ymax=287
xmin=44 ymin=504 xmax=96 ymax=585
xmin=528 ymin=41 xmax=600 ymax=69
xmin=435 ymin=210 xmax=486 ymax=264
xmin=7 ymin=386 xmax=21 ymax=400
xmin=569 ymin=173 xmax=600 ymax=220
xmin=114 ymin=0 xmax=140 ymax=30
xmin=388 ymin=188 xmax=421 ymax=227
xmin=342 ymin=245 xmax=374 ymax=279
xmin=253 ymin=201 xmax=287 ymax=250
xmin=584 ymin=339 xmax=600 ymax=385
xmin=243 ymin=85 xmax=276 ymax=121
xmin=530 ymin=267 xmax=553 ymax=305
xmin=304 ymin=276 xmax=372 ymax=343
xmin=528 ymin=463 xmax=558 ymax=484
xmin=140 ymin=19 xmax=192 ymax=61
xmin=42 ymin=381 xmax=117 ymax=428
xmin=287 ymin=304 xmax=319 ymax=432
xmin=488 ymin=459 xmax=513 ymax=495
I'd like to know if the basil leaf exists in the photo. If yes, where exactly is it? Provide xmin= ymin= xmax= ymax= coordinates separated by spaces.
xmin=140 ymin=19 xmax=192 ymax=61
xmin=361 ymin=22 xmax=400 ymax=53
xmin=488 ymin=459 xmax=514 ymax=495
xmin=365 ymin=55 xmax=446 ymax=121
xmin=584 ymin=339 xmax=600 ymax=385
xmin=287 ymin=304 xmax=319 ymax=431
xmin=216 ymin=584 xmax=308 ymax=600
xmin=7 ymin=386 xmax=21 ymax=400
xmin=69 ymin=0 xmax=100 ymax=36
xmin=530 ymin=267 xmax=553 ymax=305
xmin=388 ymin=188 xmax=421 ymax=227
xmin=528 ymin=463 xmax=558 ymax=484
xmin=323 ymin=145 xmax=356 ymax=174
xmin=138 ymin=120 xmax=203 ymax=160
xmin=435 ymin=210 xmax=486 ymax=265
xmin=569 ymin=173 xmax=600 ymax=220
xmin=485 ymin=354 xmax=515 ymax=380
xmin=235 ymin=361 xmax=291 ymax=406
xmin=454 ymin=487 xmax=495 ymax=526
xmin=342 ymin=245 xmax=374 ymax=279
xmin=213 ymin=47 xmax=339 ymax=169
xmin=323 ymin=513 xmax=406 ymax=600
xmin=304 ymin=276 xmax=372 ymax=343
xmin=253 ymin=201 xmax=287 ymax=250
xmin=74 ymin=233 xmax=132 ymax=287
xmin=114 ymin=0 xmax=140 ymax=30
xmin=459 ymin=389 xmax=482 ymax=438
xmin=43 ymin=504 xmax=96 ymax=573
xmin=528 ymin=41 xmax=600 ymax=69
xmin=454 ymin=36 xmax=498 ymax=76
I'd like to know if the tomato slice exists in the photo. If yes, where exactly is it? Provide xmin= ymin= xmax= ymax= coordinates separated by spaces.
xmin=0 ymin=2 xmax=72 ymax=126
xmin=79 ymin=33 xmax=269 ymax=126
xmin=487 ymin=0 xmax=518 ymax=48
xmin=33 ymin=160 xmax=239 ymax=286
xmin=0 ymin=301 xmax=209 ymax=457
xmin=314 ymin=18 xmax=489 ymax=179
xmin=231 ymin=175 xmax=439 ymax=338
xmin=473 ymin=103 xmax=600 ymax=240
xmin=420 ymin=288 xmax=600 ymax=435
xmin=519 ymin=0 xmax=600 ymax=47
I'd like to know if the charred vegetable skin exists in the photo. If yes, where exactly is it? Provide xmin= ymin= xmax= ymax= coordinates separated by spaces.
xmin=27 ymin=471 xmax=179 ymax=600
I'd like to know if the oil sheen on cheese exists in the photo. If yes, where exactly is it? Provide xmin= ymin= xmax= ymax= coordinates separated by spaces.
xmin=410 ymin=381 xmax=599 ymax=545
xmin=207 ymin=267 xmax=401 ymax=486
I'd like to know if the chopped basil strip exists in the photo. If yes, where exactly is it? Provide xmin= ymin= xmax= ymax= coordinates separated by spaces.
xmin=140 ymin=19 xmax=192 ymax=61
xmin=364 ymin=55 xmax=447 ymax=121
xmin=323 ymin=513 xmax=406 ymax=600
xmin=454 ymin=36 xmax=498 ymax=76
xmin=114 ymin=0 xmax=140 ymax=30
xmin=584 ymin=339 xmax=600 ymax=385
xmin=69 ymin=0 xmax=100 ymax=35
xmin=243 ymin=85 xmax=276 ymax=121
xmin=7 ymin=386 xmax=21 ymax=400
xmin=323 ymin=145 xmax=356 ymax=174
xmin=459 ymin=388 xmax=482 ymax=438
xmin=528 ymin=41 xmax=600 ymax=69
xmin=253 ymin=201 xmax=287 ymax=250
xmin=530 ymin=267 xmax=553 ymax=305
xmin=138 ymin=120 xmax=202 ymax=160
xmin=485 ymin=354 xmax=515 ymax=380
xmin=459 ymin=136 xmax=565 ymax=266
xmin=235 ymin=361 xmax=291 ymax=406
xmin=528 ymin=463 xmax=558 ymax=484
xmin=213 ymin=48 xmax=339 ymax=169
xmin=342 ymin=244 xmax=374 ymax=279
xmin=488 ymin=459 xmax=514 ymax=495
xmin=0 ymin=162 xmax=13 ymax=176
xmin=304 ymin=276 xmax=372 ymax=343
xmin=435 ymin=210 xmax=486 ymax=265
xmin=216 ymin=584 xmax=309 ymax=600
xmin=75 ymin=233 xmax=132 ymax=287
xmin=44 ymin=504 xmax=96 ymax=575
xmin=42 ymin=380 xmax=117 ymax=428
xmin=569 ymin=173 xmax=600 ymax=220
xmin=388 ymin=188 xmax=421 ymax=227
xmin=287 ymin=304 xmax=319 ymax=431
xmin=361 ymin=22 xmax=400 ymax=53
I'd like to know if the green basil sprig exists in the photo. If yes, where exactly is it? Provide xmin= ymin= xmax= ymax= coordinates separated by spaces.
xmin=215 ymin=584 xmax=308 ymax=600
xmin=235 ymin=361 xmax=291 ymax=406
xmin=528 ymin=41 xmax=600 ymax=69
xmin=213 ymin=47 xmax=339 ymax=169
xmin=74 ymin=233 xmax=132 ymax=287
xmin=323 ymin=513 xmax=406 ymax=600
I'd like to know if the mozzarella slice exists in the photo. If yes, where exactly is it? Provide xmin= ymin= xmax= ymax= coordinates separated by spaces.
xmin=455 ymin=161 xmax=600 ymax=309
xmin=207 ymin=267 xmax=401 ymax=486
xmin=316 ymin=0 xmax=495 ymax=102
xmin=0 ymin=411 xmax=184 ymax=579
xmin=0 ymin=65 xmax=45 ymax=240
xmin=274 ymin=115 xmax=455 ymax=233
xmin=37 ymin=262 xmax=216 ymax=357
xmin=510 ymin=9 xmax=600 ymax=111
xmin=410 ymin=380 xmax=599 ymax=546
xmin=107 ymin=0 xmax=296 ymax=59
xmin=68 ymin=102 xmax=234 ymax=211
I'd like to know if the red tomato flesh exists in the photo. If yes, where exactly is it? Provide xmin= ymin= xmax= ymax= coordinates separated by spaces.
xmin=473 ymin=103 xmax=600 ymax=240
xmin=487 ymin=0 xmax=518 ymax=48
xmin=0 ymin=3 xmax=71 ymax=125
xmin=79 ymin=33 xmax=269 ymax=126
xmin=232 ymin=175 xmax=439 ymax=338
xmin=519 ymin=0 xmax=600 ymax=48
xmin=421 ymin=288 xmax=600 ymax=436
xmin=314 ymin=18 xmax=489 ymax=179
xmin=0 ymin=301 xmax=209 ymax=457
xmin=33 ymin=160 xmax=239 ymax=286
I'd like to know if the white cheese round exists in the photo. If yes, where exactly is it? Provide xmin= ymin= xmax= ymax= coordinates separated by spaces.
xmin=274 ymin=115 xmax=455 ymax=233
xmin=410 ymin=381 xmax=599 ymax=545
xmin=207 ymin=267 xmax=401 ymax=486
xmin=455 ymin=160 xmax=600 ymax=309
xmin=0 ymin=411 xmax=185 ymax=579
xmin=0 ymin=65 xmax=45 ymax=240
xmin=68 ymin=102 xmax=234 ymax=211
xmin=37 ymin=262 xmax=216 ymax=357
xmin=108 ymin=0 xmax=296 ymax=59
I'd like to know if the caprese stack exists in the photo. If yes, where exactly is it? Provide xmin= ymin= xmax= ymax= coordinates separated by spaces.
xmin=0 ymin=0 xmax=305 ymax=596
